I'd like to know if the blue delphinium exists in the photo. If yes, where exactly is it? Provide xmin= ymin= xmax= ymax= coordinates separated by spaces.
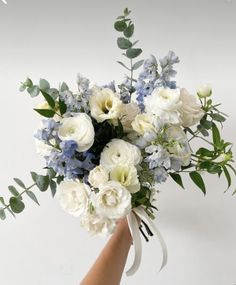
xmin=34 ymin=118 xmax=60 ymax=145
xmin=135 ymin=51 xmax=179 ymax=110
xmin=45 ymin=140 xmax=95 ymax=179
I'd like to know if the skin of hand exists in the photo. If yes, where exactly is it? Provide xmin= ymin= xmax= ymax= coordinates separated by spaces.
xmin=80 ymin=216 xmax=138 ymax=285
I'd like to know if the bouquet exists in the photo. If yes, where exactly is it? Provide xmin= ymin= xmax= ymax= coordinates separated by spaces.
xmin=1 ymin=8 xmax=235 ymax=275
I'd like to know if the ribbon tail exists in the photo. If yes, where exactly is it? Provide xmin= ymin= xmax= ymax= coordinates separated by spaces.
xmin=126 ymin=211 xmax=142 ymax=276
xmin=134 ymin=207 xmax=168 ymax=271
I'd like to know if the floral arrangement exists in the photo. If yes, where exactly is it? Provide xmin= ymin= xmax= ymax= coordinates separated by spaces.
xmin=1 ymin=8 xmax=235 ymax=275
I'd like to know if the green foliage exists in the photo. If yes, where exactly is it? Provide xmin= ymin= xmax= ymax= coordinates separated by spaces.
xmin=169 ymin=173 xmax=184 ymax=189
xmin=10 ymin=197 xmax=25 ymax=214
xmin=34 ymin=108 xmax=56 ymax=118
xmin=39 ymin=78 xmax=50 ymax=91
xmin=189 ymin=172 xmax=206 ymax=195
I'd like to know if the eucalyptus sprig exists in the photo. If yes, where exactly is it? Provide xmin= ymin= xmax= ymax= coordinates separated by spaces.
xmin=0 ymin=168 xmax=62 ymax=220
xmin=114 ymin=8 xmax=144 ymax=97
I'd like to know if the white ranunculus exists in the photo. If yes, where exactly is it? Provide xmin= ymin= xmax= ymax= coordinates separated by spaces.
xmin=197 ymin=84 xmax=212 ymax=98
xmin=144 ymin=87 xmax=182 ymax=124
xmin=95 ymin=181 xmax=131 ymax=219
xmin=117 ymin=102 xmax=140 ymax=132
xmin=35 ymin=138 xmax=55 ymax=156
xmin=110 ymin=164 xmax=140 ymax=193
xmin=100 ymin=139 xmax=142 ymax=170
xmin=165 ymin=126 xmax=191 ymax=166
xmin=89 ymin=87 xmax=122 ymax=123
xmin=88 ymin=165 xmax=109 ymax=188
xmin=131 ymin=113 xmax=157 ymax=135
xmin=57 ymin=180 xmax=90 ymax=217
xmin=179 ymin=88 xmax=205 ymax=127
xmin=80 ymin=210 xmax=117 ymax=236
xmin=58 ymin=113 xmax=95 ymax=152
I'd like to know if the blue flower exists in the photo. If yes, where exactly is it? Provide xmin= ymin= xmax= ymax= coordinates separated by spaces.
xmin=34 ymin=119 xmax=60 ymax=144
xmin=60 ymin=140 xmax=78 ymax=158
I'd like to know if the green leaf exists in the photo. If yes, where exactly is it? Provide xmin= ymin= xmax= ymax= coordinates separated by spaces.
xmin=47 ymin=168 xmax=57 ymax=179
xmin=26 ymin=191 xmax=40 ymax=205
xmin=210 ymin=113 xmax=226 ymax=122
xmin=8 ymin=185 xmax=20 ymax=197
xmin=27 ymin=85 xmax=40 ymax=97
xmin=19 ymin=84 xmax=26 ymax=92
xmin=31 ymin=172 xmax=38 ymax=182
xmin=9 ymin=197 xmax=25 ymax=214
xmin=25 ymin=78 xmax=33 ymax=88
xmin=124 ymin=8 xmax=130 ymax=16
xmin=126 ymin=48 xmax=142 ymax=59
xmin=124 ymin=24 xmax=134 ymax=37
xmin=13 ymin=178 xmax=26 ymax=189
xmin=189 ymin=171 xmax=206 ymax=195
xmin=59 ymin=99 xmax=67 ymax=115
xmin=50 ymin=180 xmax=57 ymax=197
xmin=196 ymin=148 xmax=214 ymax=157
xmin=117 ymin=37 xmax=132 ymax=49
xmin=56 ymin=175 xmax=64 ymax=184
xmin=0 ymin=209 xmax=6 ymax=220
xmin=197 ymin=125 xmax=209 ymax=136
xmin=0 ymin=197 xmax=15 ymax=217
xmin=60 ymin=82 xmax=69 ymax=92
xmin=34 ymin=109 xmax=55 ymax=118
xmin=39 ymin=78 xmax=50 ymax=91
xmin=35 ymin=175 xmax=50 ymax=192
xmin=132 ymin=60 xmax=144 ymax=70
xmin=114 ymin=21 xmax=127 ymax=32
xmin=200 ymin=119 xmax=212 ymax=130
xmin=41 ymin=91 xmax=55 ymax=108
xmin=117 ymin=61 xmax=131 ymax=71
xmin=169 ymin=173 xmax=184 ymax=189
xmin=223 ymin=166 xmax=231 ymax=190
xmin=212 ymin=123 xmax=221 ymax=149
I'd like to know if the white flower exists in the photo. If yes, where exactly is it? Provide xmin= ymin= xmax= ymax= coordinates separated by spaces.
xmin=58 ymin=113 xmax=95 ymax=152
xmin=197 ymin=84 xmax=212 ymax=98
xmin=110 ymin=164 xmax=140 ymax=193
xmin=165 ymin=126 xmax=191 ymax=166
xmin=144 ymin=87 xmax=182 ymax=124
xmin=35 ymin=138 xmax=55 ymax=156
xmin=95 ymin=181 xmax=131 ymax=219
xmin=80 ymin=210 xmax=117 ymax=236
xmin=100 ymin=139 xmax=142 ymax=171
xmin=88 ymin=165 xmax=109 ymax=188
xmin=117 ymin=102 xmax=140 ymax=132
xmin=89 ymin=87 xmax=122 ymax=123
xmin=57 ymin=180 xmax=90 ymax=217
xmin=131 ymin=113 xmax=158 ymax=135
xmin=179 ymin=88 xmax=205 ymax=127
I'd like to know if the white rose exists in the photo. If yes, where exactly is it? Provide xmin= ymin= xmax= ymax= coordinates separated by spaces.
xmin=110 ymin=164 xmax=140 ymax=193
xmin=197 ymin=84 xmax=212 ymax=98
xmin=89 ymin=87 xmax=122 ymax=123
xmin=131 ymin=113 xmax=157 ymax=135
xmin=179 ymin=88 xmax=205 ymax=127
xmin=165 ymin=126 xmax=191 ymax=166
xmin=100 ymin=139 xmax=142 ymax=170
xmin=57 ymin=180 xmax=90 ymax=217
xmin=95 ymin=181 xmax=131 ymax=219
xmin=80 ymin=210 xmax=117 ymax=236
xmin=117 ymin=102 xmax=140 ymax=132
xmin=88 ymin=165 xmax=109 ymax=188
xmin=58 ymin=113 xmax=94 ymax=152
xmin=144 ymin=87 xmax=182 ymax=124
xmin=35 ymin=138 xmax=55 ymax=156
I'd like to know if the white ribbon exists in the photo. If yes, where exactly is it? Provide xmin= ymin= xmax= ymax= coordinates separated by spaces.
xmin=126 ymin=206 xmax=168 ymax=276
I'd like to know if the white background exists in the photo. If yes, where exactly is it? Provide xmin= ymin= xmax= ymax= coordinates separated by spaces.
xmin=0 ymin=0 xmax=236 ymax=284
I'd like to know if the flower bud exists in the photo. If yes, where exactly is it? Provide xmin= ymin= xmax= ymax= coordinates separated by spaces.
xmin=197 ymin=84 xmax=212 ymax=98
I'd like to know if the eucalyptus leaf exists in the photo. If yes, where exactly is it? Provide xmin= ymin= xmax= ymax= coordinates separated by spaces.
xmin=126 ymin=48 xmax=142 ymax=59
xmin=124 ymin=24 xmax=134 ymax=37
xmin=132 ymin=60 xmax=144 ymax=70
xmin=117 ymin=37 xmax=132 ymax=49
xmin=60 ymin=82 xmax=69 ymax=92
xmin=0 ymin=209 xmax=6 ymax=220
xmin=8 ymin=185 xmax=20 ymax=197
xmin=223 ymin=166 xmax=231 ymax=190
xmin=26 ymin=191 xmax=40 ymax=205
xmin=9 ymin=197 xmax=25 ymax=214
xmin=114 ymin=21 xmax=127 ymax=32
xmin=50 ymin=180 xmax=57 ymax=197
xmin=39 ymin=78 xmax=50 ymax=91
xmin=117 ymin=61 xmax=131 ymax=71
xmin=211 ymin=113 xmax=226 ymax=122
xmin=212 ymin=123 xmax=221 ymax=149
xmin=13 ymin=178 xmax=26 ymax=189
xmin=189 ymin=171 xmax=206 ymax=195
xmin=35 ymin=175 xmax=50 ymax=192
xmin=27 ymin=85 xmax=40 ymax=97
